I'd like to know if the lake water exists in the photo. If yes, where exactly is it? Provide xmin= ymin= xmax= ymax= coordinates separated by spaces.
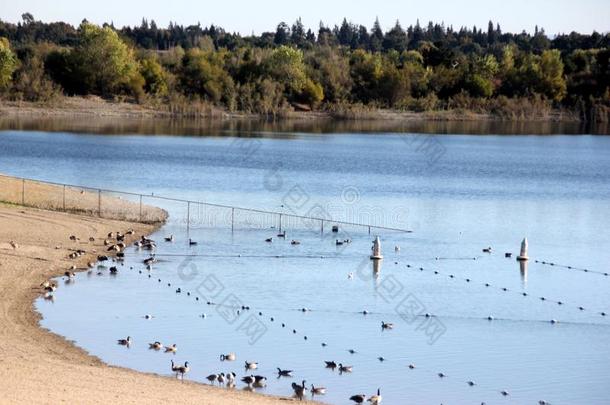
xmin=1 ymin=120 xmax=609 ymax=404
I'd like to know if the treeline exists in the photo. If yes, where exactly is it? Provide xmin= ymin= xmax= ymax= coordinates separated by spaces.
xmin=0 ymin=13 xmax=609 ymax=120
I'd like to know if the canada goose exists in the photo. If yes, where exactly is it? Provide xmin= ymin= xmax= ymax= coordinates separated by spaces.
xmin=220 ymin=353 xmax=236 ymax=361
xmin=336 ymin=239 xmax=344 ymax=246
xmin=254 ymin=375 xmax=267 ymax=387
xmin=143 ymin=314 xmax=153 ymax=319
xmin=87 ymin=261 xmax=95 ymax=268
xmin=381 ymin=321 xmax=394 ymax=330
xmin=175 ymin=361 xmax=190 ymax=381
xmin=165 ymin=344 xmax=177 ymax=353
xmin=108 ymin=232 xmax=115 ymax=239
xmin=9 ymin=241 xmax=18 ymax=249
xmin=165 ymin=235 xmax=174 ymax=242
xmin=311 ymin=384 xmax=326 ymax=395
xmin=189 ymin=239 xmax=198 ymax=246
xmin=64 ymin=271 xmax=76 ymax=279
xmin=265 ymin=237 xmax=273 ymax=242
xmin=109 ymin=266 xmax=118 ymax=274
xmin=324 ymin=360 xmax=337 ymax=369
xmin=348 ymin=349 xmax=356 ymax=354
xmin=117 ymin=336 xmax=131 ymax=346
xmin=501 ymin=390 xmax=509 ymax=396
xmin=69 ymin=235 xmax=78 ymax=241
xmin=505 ymin=252 xmax=512 ymax=258
xmin=116 ymin=233 xmax=125 ymax=242
xmin=482 ymin=247 xmax=492 ymax=253
xmin=126 ymin=229 xmax=135 ymax=235
xmin=438 ymin=372 xmax=446 ymax=378
xmin=277 ymin=368 xmax=293 ymax=377
xmin=244 ymin=361 xmax=258 ymax=370
xmin=290 ymin=240 xmax=300 ymax=245
xmin=368 ymin=388 xmax=382 ymax=404
xmin=467 ymin=380 xmax=476 ymax=386
xmin=40 ymin=280 xmax=52 ymax=288
xmin=292 ymin=380 xmax=307 ymax=400
xmin=217 ymin=372 xmax=226 ymax=385
xmin=206 ymin=374 xmax=219 ymax=384
xmin=350 ymin=394 xmax=366 ymax=403
xmin=43 ymin=284 xmax=57 ymax=293
xmin=226 ymin=372 xmax=236 ymax=385
xmin=241 ymin=375 xmax=255 ymax=386
xmin=149 ymin=341 xmax=163 ymax=350
xmin=408 ymin=364 xmax=415 ymax=369
xmin=97 ymin=255 xmax=109 ymax=262
xmin=338 ymin=364 xmax=352 ymax=373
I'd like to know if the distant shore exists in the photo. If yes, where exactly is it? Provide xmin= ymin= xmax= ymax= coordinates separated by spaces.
xmin=0 ymin=175 xmax=309 ymax=404
xmin=0 ymin=95 xmax=581 ymax=123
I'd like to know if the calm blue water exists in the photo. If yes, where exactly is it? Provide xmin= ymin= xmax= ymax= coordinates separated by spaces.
xmin=0 ymin=129 xmax=609 ymax=404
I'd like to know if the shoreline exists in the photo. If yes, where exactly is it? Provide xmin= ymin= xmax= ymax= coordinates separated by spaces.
xmin=0 ymin=179 xmax=311 ymax=404
xmin=0 ymin=96 xmax=581 ymax=123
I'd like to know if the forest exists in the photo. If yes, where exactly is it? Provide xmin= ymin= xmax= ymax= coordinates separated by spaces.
xmin=0 ymin=13 xmax=608 ymax=120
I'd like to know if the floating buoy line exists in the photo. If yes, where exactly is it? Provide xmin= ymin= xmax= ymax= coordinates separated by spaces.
xmin=533 ymin=259 xmax=609 ymax=277
xmin=404 ymin=263 xmax=609 ymax=318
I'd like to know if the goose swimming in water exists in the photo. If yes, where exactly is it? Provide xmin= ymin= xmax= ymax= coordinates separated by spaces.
xmin=338 ymin=363 xmax=352 ymax=373
xmin=265 ymin=237 xmax=273 ymax=242
xmin=324 ymin=360 xmax=337 ymax=369
xmin=482 ymin=247 xmax=492 ymax=253
xmin=164 ymin=235 xmax=174 ymax=242
xmin=277 ymin=231 xmax=286 ymax=238
xmin=244 ymin=361 xmax=258 ymax=370
xmin=148 ymin=341 xmax=163 ymax=350
xmin=220 ymin=353 xmax=236 ymax=361
xmin=189 ymin=239 xmax=198 ymax=246
xmin=368 ymin=388 xmax=382 ymax=404
xmin=290 ymin=240 xmax=300 ymax=245
xmin=311 ymin=384 xmax=326 ymax=395
xmin=350 ymin=394 xmax=366 ymax=404
xmin=164 ymin=344 xmax=177 ymax=353
xmin=381 ymin=321 xmax=394 ymax=330
xmin=277 ymin=368 xmax=293 ymax=377
xmin=117 ymin=336 xmax=132 ymax=346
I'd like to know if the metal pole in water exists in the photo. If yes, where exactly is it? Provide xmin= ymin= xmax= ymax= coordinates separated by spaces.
xmin=321 ymin=219 xmax=324 ymax=234
xmin=231 ymin=207 xmax=234 ymax=232
xmin=279 ymin=213 xmax=282 ymax=232
xmin=368 ymin=226 xmax=371 ymax=235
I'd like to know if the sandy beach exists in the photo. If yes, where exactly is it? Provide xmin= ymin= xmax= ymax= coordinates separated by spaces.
xmin=0 ymin=178 xmax=310 ymax=404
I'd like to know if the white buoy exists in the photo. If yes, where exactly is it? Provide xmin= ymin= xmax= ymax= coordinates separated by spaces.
xmin=517 ymin=237 xmax=529 ymax=261
xmin=370 ymin=236 xmax=383 ymax=260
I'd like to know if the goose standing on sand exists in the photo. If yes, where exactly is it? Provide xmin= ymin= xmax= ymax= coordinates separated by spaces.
xmin=217 ymin=372 xmax=226 ymax=385
xmin=206 ymin=373 xmax=219 ymax=385
xmin=226 ymin=372 xmax=236 ymax=387
xmin=117 ymin=336 xmax=132 ymax=346
xmin=171 ymin=361 xmax=190 ymax=381
xmin=368 ymin=388 xmax=382 ymax=404
xmin=311 ymin=384 xmax=326 ymax=395
xmin=254 ymin=375 xmax=267 ymax=387
xmin=292 ymin=380 xmax=307 ymax=400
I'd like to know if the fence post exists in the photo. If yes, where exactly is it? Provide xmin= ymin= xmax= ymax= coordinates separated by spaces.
xmin=98 ymin=189 xmax=101 ymax=217
xmin=139 ymin=195 xmax=143 ymax=222
xmin=21 ymin=178 xmax=25 ymax=205
xmin=231 ymin=207 xmax=234 ymax=232
xmin=62 ymin=184 xmax=66 ymax=211
xmin=187 ymin=201 xmax=190 ymax=233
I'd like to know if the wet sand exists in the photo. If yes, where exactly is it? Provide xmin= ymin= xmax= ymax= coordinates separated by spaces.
xmin=0 ymin=179 xmax=311 ymax=404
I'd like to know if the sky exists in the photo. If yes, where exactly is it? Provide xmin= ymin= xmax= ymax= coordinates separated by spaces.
xmin=2 ymin=0 xmax=609 ymax=35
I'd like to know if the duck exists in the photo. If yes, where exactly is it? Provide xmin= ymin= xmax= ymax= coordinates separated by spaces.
xmin=467 ymin=380 xmax=476 ymax=386
xmin=311 ymin=384 xmax=326 ymax=395
xmin=368 ymin=388 xmax=382 ymax=404
xmin=244 ymin=361 xmax=258 ymax=370
xmin=381 ymin=321 xmax=394 ymax=330
xmin=277 ymin=368 xmax=293 ymax=377
xmin=149 ymin=341 xmax=163 ymax=350
xmin=220 ymin=353 xmax=236 ymax=361
xmin=350 ymin=394 xmax=366 ymax=404
xmin=292 ymin=380 xmax=307 ymax=400
xmin=501 ymin=390 xmax=510 ymax=396
xmin=164 ymin=235 xmax=174 ymax=242
xmin=189 ymin=239 xmax=198 ymax=246
xmin=324 ymin=360 xmax=337 ymax=369
xmin=338 ymin=363 xmax=352 ymax=373
xmin=265 ymin=237 xmax=273 ymax=242
xmin=164 ymin=344 xmax=177 ymax=353
xmin=117 ymin=336 xmax=132 ymax=346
